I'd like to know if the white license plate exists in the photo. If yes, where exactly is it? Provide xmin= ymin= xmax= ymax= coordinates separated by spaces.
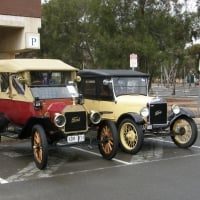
xmin=147 ymin=125 xmax=152 ymax=130
xmin=67 ymin=134 xmax=85 ymax=144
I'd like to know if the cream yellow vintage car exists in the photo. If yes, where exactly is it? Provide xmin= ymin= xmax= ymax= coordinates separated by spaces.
xmin=78 ymin=69 xmax=198 ymax=154
xmin=0 ymin=59 xmax=118 ymax=169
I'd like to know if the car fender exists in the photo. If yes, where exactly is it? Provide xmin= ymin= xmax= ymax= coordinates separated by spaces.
xmin=169 ymin=107 xmax=196 ymax=126
xmin=117 ymin=112 xmax=144 ymax=127
xmin=18 ymin=117 xmax=52 ymax=139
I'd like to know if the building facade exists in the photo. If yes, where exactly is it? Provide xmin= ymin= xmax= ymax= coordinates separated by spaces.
xmin=0 ymin=0 xmax=41 ymax=58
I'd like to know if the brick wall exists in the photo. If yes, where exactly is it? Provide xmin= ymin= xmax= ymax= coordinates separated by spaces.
xmin=0 ymin=0 xmax=41 ymax=18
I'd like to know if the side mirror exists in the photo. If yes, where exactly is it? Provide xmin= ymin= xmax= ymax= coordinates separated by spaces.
xmin=103 ymin=79 xmax=111 ymax=85
xmin=75 ymin=75 xmax=81 ymax=82
xmin=17 ymin=76 xmax=27 ymax=84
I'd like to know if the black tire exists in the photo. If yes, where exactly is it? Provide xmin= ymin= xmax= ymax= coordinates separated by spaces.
xmin=31 ymin=125 xmax=48 ymax=169
xmin=97 ymin=120 xmax=119 ymax=160
xmin=0 ymin=114 xmax=8 ymax=131
xmin=119 ymin=118 xmax=144 ymax=154
xmin=171 ymin=117 xmax=198 ymax=148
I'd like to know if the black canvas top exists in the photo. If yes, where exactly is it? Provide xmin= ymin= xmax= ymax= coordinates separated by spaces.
xmin=78 ymin=69 xmax=149 ymax=78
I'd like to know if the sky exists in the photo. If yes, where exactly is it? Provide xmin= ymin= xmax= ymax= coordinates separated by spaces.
xmin=180 ymin=0 xmax=198 ymax=12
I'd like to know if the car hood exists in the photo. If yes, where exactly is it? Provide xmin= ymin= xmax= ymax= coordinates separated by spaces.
xmin=115 ymin=95 xmax=154 ymax=113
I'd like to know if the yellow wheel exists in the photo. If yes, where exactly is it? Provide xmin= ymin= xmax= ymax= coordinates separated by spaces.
xmin=171 ymin=117 xmax=198 ymax=148
xmin=119 ymin=118 xmax=143 ymax=154
xmin=31 ymin=125 xmax=48 ymax=169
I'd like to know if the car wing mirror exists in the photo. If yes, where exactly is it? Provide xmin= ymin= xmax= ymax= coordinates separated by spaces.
xmin=103 ymin=79 xmax=111 ymax=85
xmin=75 ymin=75 xmax=81 ymax=82
xmin=17 ymin=76 xmax=27 ymax=84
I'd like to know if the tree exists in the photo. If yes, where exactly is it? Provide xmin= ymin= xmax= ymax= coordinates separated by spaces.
xmin=39 ymin=0 xmax=198 ymax=87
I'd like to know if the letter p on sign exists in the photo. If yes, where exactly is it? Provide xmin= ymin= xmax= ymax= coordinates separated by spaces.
xmin=25 ymin=33 xmax=40 ymax=49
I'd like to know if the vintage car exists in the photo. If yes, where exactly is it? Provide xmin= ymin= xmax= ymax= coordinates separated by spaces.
xmin=0 ymin=59 xmax=118 ymax=169
xmin=78 ymin=69 xmax=198 ymax=154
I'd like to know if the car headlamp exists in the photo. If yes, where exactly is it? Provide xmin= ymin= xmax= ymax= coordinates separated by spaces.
xmin=54 ymin=113 xmax=66 ymax=127
xmin=140 ymin=107 xmax=149 ymax=117
xmin=172 ymin=104 xmax=180 ymax=115
xmin=90 ymin=110 xmax=101 ymax=125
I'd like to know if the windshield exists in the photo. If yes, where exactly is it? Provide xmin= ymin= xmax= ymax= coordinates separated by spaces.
xmin=29 ymin=71 xmax=79 ymax=99
xmin=113 ymin=77 xmax=148 ymax=96
xmin=30 ymin=71 xmax=71 ymax=86
xmin=30 ymin=84 xmax=79 ymax=99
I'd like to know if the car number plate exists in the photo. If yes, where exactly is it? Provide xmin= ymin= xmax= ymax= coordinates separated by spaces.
xmin=67 ymin=134 xmax=85 ymax=144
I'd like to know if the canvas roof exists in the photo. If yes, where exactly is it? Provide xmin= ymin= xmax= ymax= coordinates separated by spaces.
xmin=78 ymin=69 xmax=149 ymax=78
xmin=0 ymin=59 xmax=78 ymax=73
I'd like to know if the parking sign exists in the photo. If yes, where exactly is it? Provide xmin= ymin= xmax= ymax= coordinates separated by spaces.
xmin=130 ymin=53 xmax=137 ymax=68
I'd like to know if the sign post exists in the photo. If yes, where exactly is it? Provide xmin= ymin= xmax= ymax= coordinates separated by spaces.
xmin=130 ymin=53 xmax=138 ymax=70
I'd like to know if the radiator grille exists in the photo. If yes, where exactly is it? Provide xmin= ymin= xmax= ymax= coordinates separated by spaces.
xmin=65 ymin=111 xmax=87 ymax=132
xmin=149 ymin=103 xmax=167 ymax=124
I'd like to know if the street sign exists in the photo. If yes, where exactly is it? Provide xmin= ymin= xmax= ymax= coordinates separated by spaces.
xmin=25 ymin=33 xmax=40 ymax=49
xmin=130 ymin=53 xmax=137 ymax=68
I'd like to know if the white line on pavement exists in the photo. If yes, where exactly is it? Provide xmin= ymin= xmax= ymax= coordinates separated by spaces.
xmin=147 ymin=137 xmax=200 ymax=149
xmin=0 ymin=177 xmax=8 ymax=184
xmin=71 ymin=146 xmax=131 ymax=165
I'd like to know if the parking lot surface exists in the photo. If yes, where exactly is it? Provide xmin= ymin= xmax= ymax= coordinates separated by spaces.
xmin=1 ymin=118 xmax=200 ymax=200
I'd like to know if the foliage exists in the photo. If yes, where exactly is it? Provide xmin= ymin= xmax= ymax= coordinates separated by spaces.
xmin=39 ymin=0 xmax=200 ymax=84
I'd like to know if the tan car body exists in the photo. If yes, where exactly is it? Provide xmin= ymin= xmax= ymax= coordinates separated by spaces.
xmin=84 ymin=95 xmax=153 ymax=121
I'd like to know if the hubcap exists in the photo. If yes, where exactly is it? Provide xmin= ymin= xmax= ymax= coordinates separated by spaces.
xmin=126 ymin=130 xmax=136 ymax=142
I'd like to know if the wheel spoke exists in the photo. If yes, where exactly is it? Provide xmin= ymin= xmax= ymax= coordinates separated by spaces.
xmin=33 ymin=132 xmax=43 ymax=163
xmin=120 ymin=123 xmax=138 ymax=149
xmin=100 ymin=125 xmax=114 ymax=154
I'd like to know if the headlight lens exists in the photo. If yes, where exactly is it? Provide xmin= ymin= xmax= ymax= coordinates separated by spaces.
xmin=140 ymin=107 xmax=149 ymax=117
xmin=172 ymin=104 xmax=180 ymax=114
xmin=90 ymin=110 xmax=101 ymax=124
xmin=54 ymin=113 xmax=66 ymax=127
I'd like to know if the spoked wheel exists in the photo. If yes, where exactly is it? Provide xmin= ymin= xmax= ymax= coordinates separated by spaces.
xmin=171 ymin=117 xmax=198 ymax=148
xmin=119 ymin=118 xmax=144 ymax=154
xmin=97 ymin=120 xmax=118 ymax=160
xmin=31 ymin=125 xmax=48 ymax=169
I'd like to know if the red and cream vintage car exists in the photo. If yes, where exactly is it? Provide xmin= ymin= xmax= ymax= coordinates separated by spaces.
xmin=0 ymin=59 xmax=118 ymax=169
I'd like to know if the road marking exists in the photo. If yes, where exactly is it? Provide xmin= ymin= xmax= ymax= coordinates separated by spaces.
xmin=147 ymin=138 xmax=200 ymax=149
xmin=0 ymin=177 xmax=8 ymax=184
xmin=71 ymin=146 xmax=131 ymax=165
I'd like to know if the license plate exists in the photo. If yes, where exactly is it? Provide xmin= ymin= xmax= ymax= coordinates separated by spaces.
xmin=67 ymin=134 xmax=85 ymax=144
xmin=147 ymin=125 xmax=152 ymax=130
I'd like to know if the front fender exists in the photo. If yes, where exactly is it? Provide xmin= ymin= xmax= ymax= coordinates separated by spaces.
xmin=168 ymin=107 xmax=196 ymax=125
xmin=19 ymin=117 xmax=53 ymax=139
xmin=117 ymin=112 xmax=144 ymax=126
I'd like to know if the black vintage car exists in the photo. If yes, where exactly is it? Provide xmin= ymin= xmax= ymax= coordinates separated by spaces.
xmin=78 ymin=69 xmax=198 ymax=154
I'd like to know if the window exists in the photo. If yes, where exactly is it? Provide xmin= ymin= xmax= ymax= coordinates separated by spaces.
xmin=30 ymin=71 xmax=71 ymax=86
xmin=81 ymin=79 xmax=96 ymax=98
xmin=12 ymin=76 xmax=25 ymax=94
xmin=0 ymin=73 xmax=9 ymax=92
xmin=98 ymin=78 xmax=113 ymax=101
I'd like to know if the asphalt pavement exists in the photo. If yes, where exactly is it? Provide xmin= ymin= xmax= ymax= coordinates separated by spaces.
xmin=0 ymin=83 xmax=200 ymax=200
